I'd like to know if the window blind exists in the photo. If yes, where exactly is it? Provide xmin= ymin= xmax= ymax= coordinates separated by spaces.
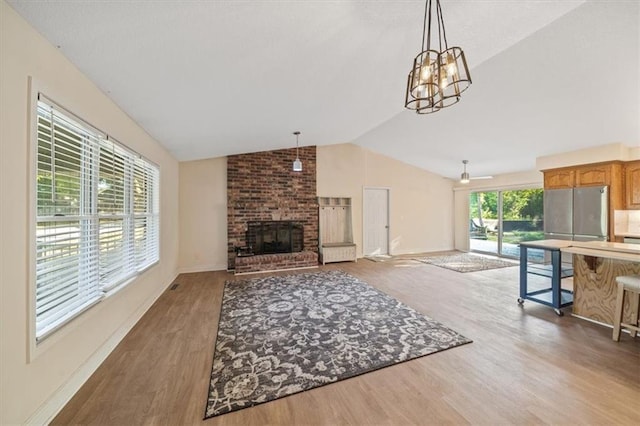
xmin=35 ymin=96 xmax=160 ymax=341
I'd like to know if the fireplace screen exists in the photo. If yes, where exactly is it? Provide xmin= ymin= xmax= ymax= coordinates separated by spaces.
xmin=246 ymin=221 xmax=304 ymax=255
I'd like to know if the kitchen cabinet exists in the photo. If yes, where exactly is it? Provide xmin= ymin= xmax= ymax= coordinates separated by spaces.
xmin=542 ymin=161 xmax=625 ymax=241
xmin=575 ymin=164 xmax=612 ymax=187
xmin=543 ymin=162 xmax=622 ymax=189
xmin=624 ymin=160 xmax=640 ymax=209
xmin=544 ymin=168 xmax=575 ymax=189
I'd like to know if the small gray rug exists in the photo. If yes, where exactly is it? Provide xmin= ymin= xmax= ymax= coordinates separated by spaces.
xmin=204 ymin=270 xmax=471 ymax=418
xmin=413 ymin=252 xmax=518 ymax=273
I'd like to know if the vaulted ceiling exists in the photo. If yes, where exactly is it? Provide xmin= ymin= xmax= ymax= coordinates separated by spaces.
xmin=7 ymin=0 xmax=639 ymax=180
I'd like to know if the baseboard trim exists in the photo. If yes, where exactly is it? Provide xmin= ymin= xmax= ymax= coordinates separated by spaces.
xmin=569 ymin=313 xmax=614 ymax=329
xmin=234 ymin=265 xmax=319 ymax=276
xmin=26 ymin=273 xmax=179 ymax=425
xmin=177 ymin=264 xmax=227 ymax=274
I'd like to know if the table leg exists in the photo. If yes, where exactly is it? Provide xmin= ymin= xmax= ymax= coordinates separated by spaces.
xmin=518 ymin=246 xmax=527 ymax=304
xmin=551 ymin=249 xmax=562 ymax=314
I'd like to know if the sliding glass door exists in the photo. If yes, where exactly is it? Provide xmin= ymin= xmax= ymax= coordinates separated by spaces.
xmin=469 ymin=188 xmax=543 ymax=258
xmin=469 ymin=191 xmax=498 ymax=255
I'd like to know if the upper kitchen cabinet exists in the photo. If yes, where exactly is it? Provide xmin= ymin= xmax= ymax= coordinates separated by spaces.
xmin=544 ymin=168 xmax=575 ymax=189
xmin=625 ymin=160 xmax=640 ymax=209
xmin=575 ymin=163 xmax=613 ymax=187
xmin=542 ymin=161 xmax=628 ymax=241
xmin=543 ymin=162 xmax=622 ymax=189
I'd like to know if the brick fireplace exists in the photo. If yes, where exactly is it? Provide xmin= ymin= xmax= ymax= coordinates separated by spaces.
xmin=227 ymin=146 xmax=318 ymax=271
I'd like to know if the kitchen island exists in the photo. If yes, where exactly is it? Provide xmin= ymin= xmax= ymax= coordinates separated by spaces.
xmin=562 ymin=241 xmax=640 ymax=326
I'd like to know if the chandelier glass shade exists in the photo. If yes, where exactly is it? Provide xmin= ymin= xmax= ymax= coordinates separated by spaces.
xmin=405 ymin=0 xmax=472 ymax=114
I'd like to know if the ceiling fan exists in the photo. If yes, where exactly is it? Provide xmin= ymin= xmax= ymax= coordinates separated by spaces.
xmin=460 ymin=160 xmax=493 ymax=184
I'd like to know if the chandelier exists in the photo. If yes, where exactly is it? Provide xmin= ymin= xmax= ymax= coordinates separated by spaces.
xmin=404 ymin=0 xmax=472 ymax=114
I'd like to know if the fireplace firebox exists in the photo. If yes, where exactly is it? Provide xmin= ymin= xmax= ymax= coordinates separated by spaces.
xmin=246 ymin=221 xmax=304 ymax=255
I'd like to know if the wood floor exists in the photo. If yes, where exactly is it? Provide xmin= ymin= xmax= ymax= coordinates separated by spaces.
xmin=52 ymin=257 xmax=640 ymax=425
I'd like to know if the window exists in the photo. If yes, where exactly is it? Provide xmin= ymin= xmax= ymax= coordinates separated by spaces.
xmin=469 ymin=188 xmax=543 ymax=258
xmin=35 ymin=95 xmax=159 ymax=341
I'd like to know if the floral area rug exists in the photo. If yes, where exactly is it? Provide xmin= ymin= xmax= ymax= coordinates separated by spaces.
xmin=204 ymin=270 xmax=471 ymax=418
xmin=413 ymin=252 xmax=518 ymax=273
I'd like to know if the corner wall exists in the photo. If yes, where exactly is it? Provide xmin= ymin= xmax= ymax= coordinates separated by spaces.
xmin=317 ymin=143 xmax=455 ymax=255
xmin=0 ymin=2 xmax=180 ymax=423
xmin=178 ymin=157 xmax=228 ymax=272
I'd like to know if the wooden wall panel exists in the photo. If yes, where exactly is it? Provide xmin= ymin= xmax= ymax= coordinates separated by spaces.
xmin=625 ymin=160 xmax=640 ymax=209
xmin=320 ymin=206 xmax=350 ymax=244
xmin=572 ymin=254 xmax=640 ymax=325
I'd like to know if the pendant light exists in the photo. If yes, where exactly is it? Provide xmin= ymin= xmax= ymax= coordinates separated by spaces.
xmin=405 ymin=0 xmax=472 ymax=114
xmin=460 ymin=160 xmax=470 ymax=184
xmin=292 ymin=131 xmax=302 ymax=172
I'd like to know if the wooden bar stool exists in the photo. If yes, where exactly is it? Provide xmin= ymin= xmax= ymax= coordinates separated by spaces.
xmin=612 ymin=275 xmax=640 ymax=341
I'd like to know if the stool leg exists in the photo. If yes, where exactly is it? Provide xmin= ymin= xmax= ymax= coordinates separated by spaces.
xmin=612 ymin=282 xmax=625 ymax=342
xmin=631 ymin=292 xmax=640 ymax=339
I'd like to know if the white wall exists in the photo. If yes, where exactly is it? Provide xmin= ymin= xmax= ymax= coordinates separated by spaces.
xmin=317 ymin=143 xmax=455 ymax=255
xmin=178 ymin=158 xmax=228 ymax=272
xmin=536 ymin=143 xmax=640 ymax=170
xmin=176 ymin=143 xmax=456 ymax=270
xmin=0 ymin=2 xmax=180 ymax=423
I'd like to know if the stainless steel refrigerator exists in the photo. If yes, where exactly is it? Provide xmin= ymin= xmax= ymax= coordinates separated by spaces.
xmin=543 ymin=186 xmax=608 ymax=242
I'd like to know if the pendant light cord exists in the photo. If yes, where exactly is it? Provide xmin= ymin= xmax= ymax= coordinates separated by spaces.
xmin=436 ymin=0 xmax=449 ymax=51
xmin=421 ymin=0 xmax=450 ymax=52
xmin=421 ymin=0 xmax=430 ymax=52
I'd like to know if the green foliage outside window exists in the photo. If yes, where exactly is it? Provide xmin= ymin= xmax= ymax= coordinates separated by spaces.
xmin=469 ymin=189 xmax=543 ymax=221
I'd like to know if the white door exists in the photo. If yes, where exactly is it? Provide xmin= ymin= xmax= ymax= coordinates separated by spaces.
xmin=364 ymin=188 xmax=389 ymax=256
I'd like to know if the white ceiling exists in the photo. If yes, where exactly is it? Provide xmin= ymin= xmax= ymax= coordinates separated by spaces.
xmin=7 ymin=0 xmax=640 ymax=180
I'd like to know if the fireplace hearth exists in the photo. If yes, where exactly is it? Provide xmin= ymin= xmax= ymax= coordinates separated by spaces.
xmin=246 ymin=221 xmax=304 ymax=255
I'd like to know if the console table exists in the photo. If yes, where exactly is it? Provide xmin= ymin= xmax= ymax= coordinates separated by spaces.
xmin=518 ymin=239 xmax=574 ymax=316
